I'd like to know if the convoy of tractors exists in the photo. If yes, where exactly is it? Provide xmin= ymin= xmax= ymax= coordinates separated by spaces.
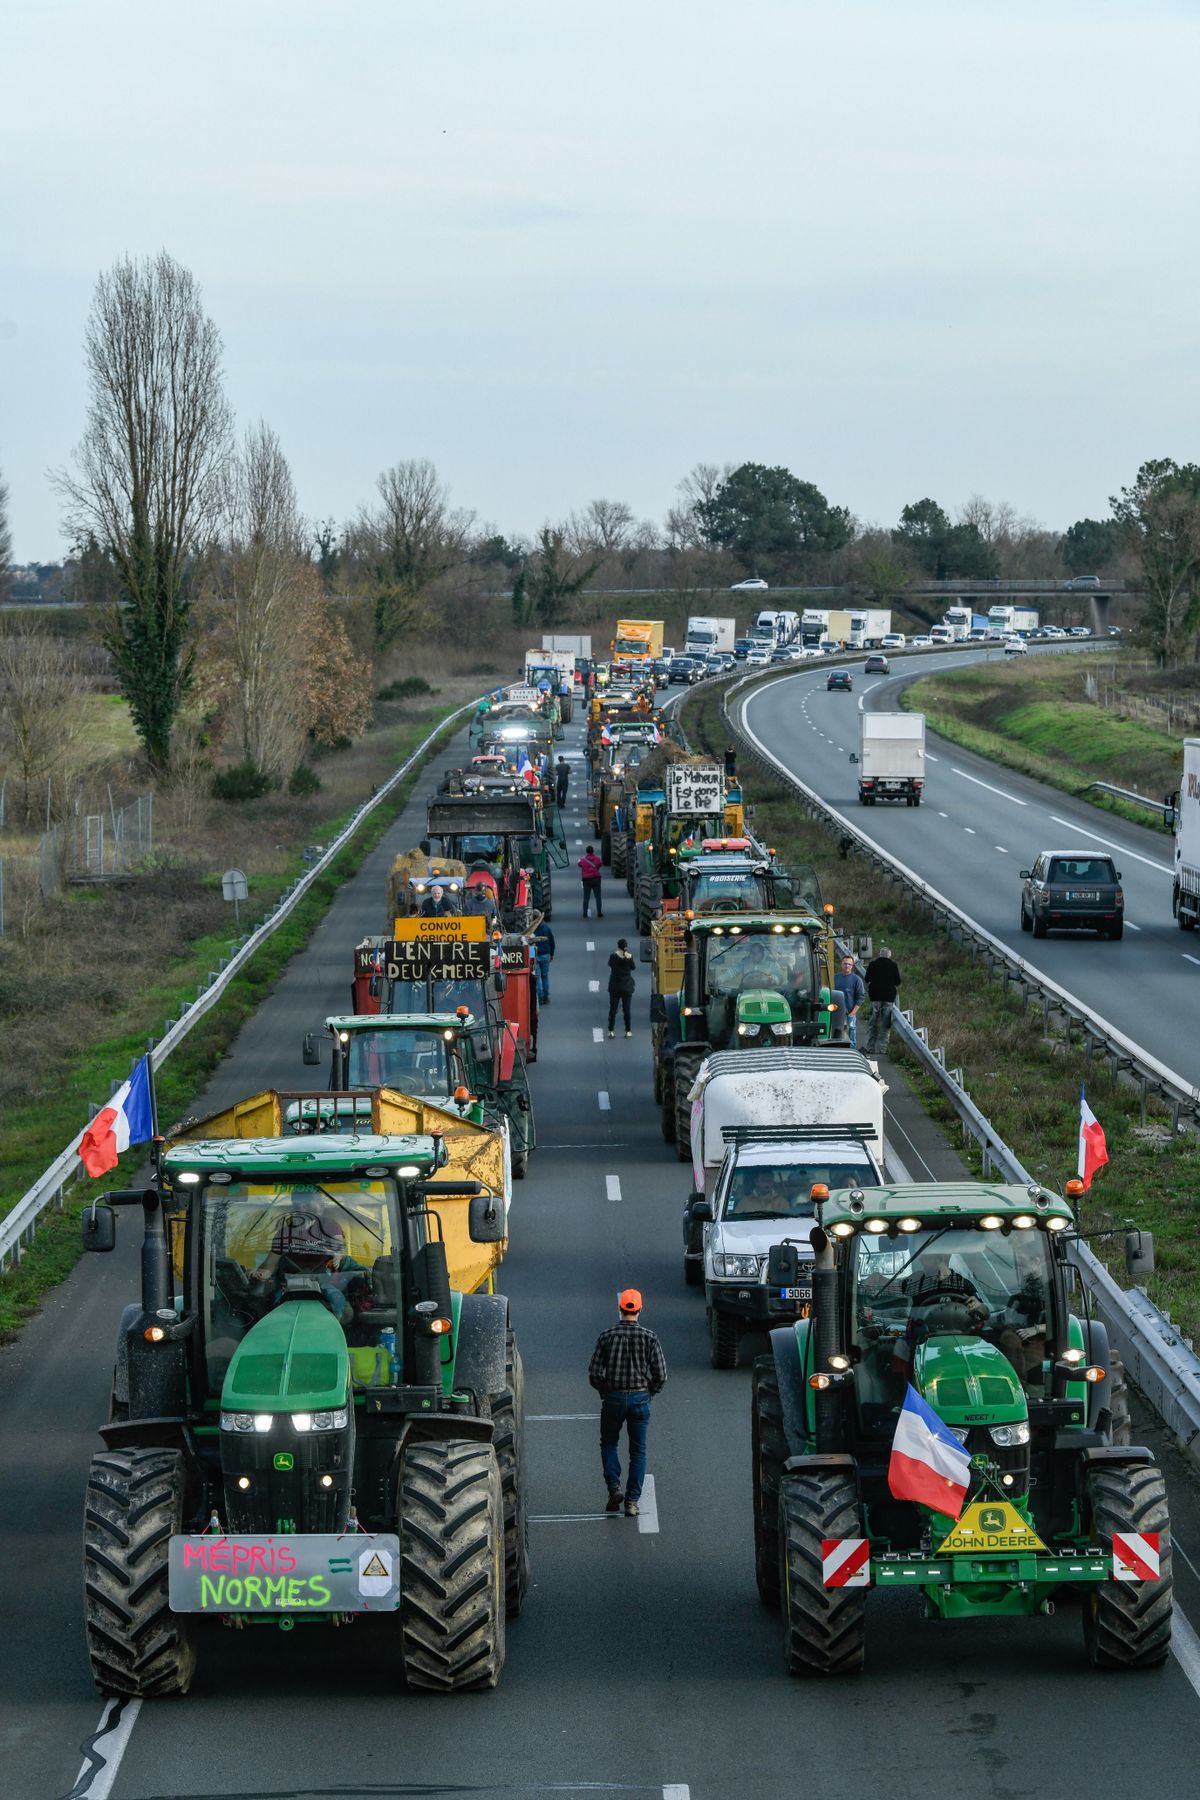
xmin=78 ymin=628 xmax=1174 ymax=1703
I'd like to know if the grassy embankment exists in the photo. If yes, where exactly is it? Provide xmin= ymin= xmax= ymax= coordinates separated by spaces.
xmin=683 ymin=675 xmax=1200 ymax=1344
xmin=0 ymin=692 xmax=477 ymax=1338
xmin=901 ymin=653 xmax=1193 ymax=830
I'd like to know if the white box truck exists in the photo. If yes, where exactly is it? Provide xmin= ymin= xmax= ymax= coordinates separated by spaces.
xmin=685 ymin=615 xmax=737 ymax=656
xmin=854 ymin=711 xmax=926 ymax=806
xmin=542 ymin=633 xmax=592 ymax=658
xmin=1171 ymin=739 xmax=1200 ymax=931
xmin=849 ymin=608 xmax=891 ymax=648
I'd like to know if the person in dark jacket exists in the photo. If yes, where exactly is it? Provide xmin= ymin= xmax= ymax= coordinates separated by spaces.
xmin=420 ymin=883 xmax=459 ymax=918
xmin=864 ymin=945 xmax=901 ymax=1054
xmin=555 ymin=757 xmax=570 ymax=807
xmin=723 ymin=745 xmax=737 ymax=779
xmin=579 ymin=845 xmax=603 ymax=918
xmin=532 ymin=917 xmax=555 ymax=1003
xmin=607 ymin=938 xmax=636 ymax=1037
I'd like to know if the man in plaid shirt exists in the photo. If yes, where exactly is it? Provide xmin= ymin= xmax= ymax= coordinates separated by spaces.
xmin=588 ymin=1289 xmax=667 ymax=1516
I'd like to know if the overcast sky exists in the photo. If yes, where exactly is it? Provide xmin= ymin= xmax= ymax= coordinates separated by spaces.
xmin=3 ymin=0 xmax=1198 ymax=560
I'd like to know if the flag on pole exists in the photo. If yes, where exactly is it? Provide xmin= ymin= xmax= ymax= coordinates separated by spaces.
xmin=1078 ymin=1086 xmax=1108 ymax=1190
xmin=887 ymin=1384 xmax=971 ymax=1518
xmin=79 ymin=1055 xmax=156 ymax=1178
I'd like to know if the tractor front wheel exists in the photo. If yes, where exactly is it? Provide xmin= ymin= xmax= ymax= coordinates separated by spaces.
xmin=779 ymin=1470 xmax=866 ymax=1676
xmin=709 ymin=1309 xmax=739 ymax=1369
xmin=659 ymin=1063 xmax=676 ymax=1143
xmin=1107 ymin=1353 xmax=1132 ymax=1445
xmin=399 ymin=1439 xmax=506 ymax=1690
xmin=84 ymin=1448 xmax=196 ymax=1697
xmin=673 ymin=1051 xmax=704 ymax=1160
xmin=752 ymin=1356 xmax=787 ymax=1607
xmin=1082 ymin=1462 xmax=1172 ymax=1669
xmin=491 ymin=1330 xmax=531 ymax=1617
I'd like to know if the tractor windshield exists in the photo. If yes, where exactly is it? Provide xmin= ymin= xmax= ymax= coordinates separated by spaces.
xmin=198 ymin=1177 xmax=397 ymax=1393
xmin=706 ymin=933 xmax=816 ymax=1006
xmin=388 ymin=980 xmax=489 ymax=1022
xmin=849 ymin=1225 xmax=1054 ymax=1396
xmin=344 ymin=1027 xmax=456 ymax=1096
xmin=689 ymin=869 xmax=764 ymax=911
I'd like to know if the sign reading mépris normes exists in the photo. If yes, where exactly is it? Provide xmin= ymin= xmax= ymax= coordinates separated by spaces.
xmin=667 ymin=764 xmax=724 ymax=816
xmin=385 ymin=938 xmax=491 ymax=983
xmin=168 ymin=1534 xmax=400 ymax=1612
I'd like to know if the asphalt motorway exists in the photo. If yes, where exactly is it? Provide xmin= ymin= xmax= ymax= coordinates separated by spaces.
xmin=737 ymin=647 xmax=1199 ymax=1088
xmin=3 ymin=700 xmax=1200 ymax=1800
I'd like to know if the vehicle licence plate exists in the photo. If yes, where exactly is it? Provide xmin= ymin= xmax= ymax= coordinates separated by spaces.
xmin=781 ymin=1286 xmax=813 ymax=1302
xmin=1065 ymin=890 xmax=1100 ymax=901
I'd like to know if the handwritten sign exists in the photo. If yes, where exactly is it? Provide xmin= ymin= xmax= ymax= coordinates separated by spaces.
xmin=168 ymin=1534 xmax=401 ymax=1612
xmin=385 ymin=938 xmax=491 ymax=982
xmin=667 ymin=765 xmax=724 ymax=817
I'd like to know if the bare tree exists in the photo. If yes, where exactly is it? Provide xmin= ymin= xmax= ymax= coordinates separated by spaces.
xmin=0 ymin=466 xmax=12 ymax=605
xmin=354 ymin=458 xmax=474 ymax=649
xmin=573 ymin=497 xmax=635 ymax=555
xmin=53 ymin=252 xmax=233 ymax=771
xmin=0 ymin=622 xmax=90 ymax=821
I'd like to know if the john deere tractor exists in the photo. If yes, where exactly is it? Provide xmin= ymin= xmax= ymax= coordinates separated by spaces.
xmin=81 ymin=1132 xmax=529 ymax=1697
xmin=651 ymin=912 xmax=839 ymax=1156
xmin=751 ymin=1180 xmax=1171 ymax=1673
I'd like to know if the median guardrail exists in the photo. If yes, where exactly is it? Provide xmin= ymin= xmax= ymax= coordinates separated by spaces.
xmin=715 ymin=662 xmax=1200 ymax=1466
xmin=0 ymin=697 xmax=481 ymax=1271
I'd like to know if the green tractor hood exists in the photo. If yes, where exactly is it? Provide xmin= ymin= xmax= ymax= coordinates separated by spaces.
xmin=736 ymin=989 xmax=792 ymax=1043
xmin=913 ymin=1335 xmax=1028 ymax=1430
xmin=221 ymin=1300 xmax=350 ymax=1414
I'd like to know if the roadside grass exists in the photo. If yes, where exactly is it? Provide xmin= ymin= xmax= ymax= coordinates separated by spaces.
xmin=902 ymin=655 xmax=1185 ymax=830
xmin=0 ymin=701 xmax=472 ymax=1339
xmin=684 ymin=677 xmax=1200 ymax=1343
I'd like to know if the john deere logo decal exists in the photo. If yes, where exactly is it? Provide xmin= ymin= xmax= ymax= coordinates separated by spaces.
xmin=937 ymin=1501 xmax=1046 ymax=1555
xmin=273 ymin=1452 xmax=294 ymax=1471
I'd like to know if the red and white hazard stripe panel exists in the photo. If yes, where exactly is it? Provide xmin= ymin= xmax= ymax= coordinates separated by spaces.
xmin=822 ymin=1538 xmax=871 ymax=1588
xmin=1111 ymin=1531 xmax=1161 ymax=1582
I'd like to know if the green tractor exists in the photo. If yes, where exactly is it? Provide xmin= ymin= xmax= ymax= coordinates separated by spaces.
xmin=423 ymin=789 xmax=566 ymax=926
xmin=751 ymin=1180 xmax=1171 ymax=1673
xmin=306 ymin=1010 xmax=536 ymax=1178
xmin=81 ymin=1132 xmax=529 ymax=1697
xmin=652 ymin=913 xmax=840 ymax=1156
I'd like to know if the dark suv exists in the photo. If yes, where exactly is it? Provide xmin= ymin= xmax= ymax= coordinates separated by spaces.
xmin=1019 ymin=852 xmax=1124 ymax=939
xmin=826 ymin=669 xmax=853 ymax=692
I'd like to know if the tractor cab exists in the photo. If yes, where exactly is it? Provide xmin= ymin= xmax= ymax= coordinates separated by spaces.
xmin=424 ymin=792 xmax=565 ymax=928
xmin=752 ymin=1180 xmax=1172 ymax=1673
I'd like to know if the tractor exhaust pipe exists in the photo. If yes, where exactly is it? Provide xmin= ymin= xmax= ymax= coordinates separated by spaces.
xmin=810 ymin=1224 xmax=844 ymax=1453
xmin=141 ymin=1190 xmax=169 ymax=1316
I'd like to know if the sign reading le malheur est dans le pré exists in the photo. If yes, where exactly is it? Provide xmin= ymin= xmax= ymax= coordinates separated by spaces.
xmin=667 ymin=764 xmax=724 ymax=816
xmin=168 ymin=1534 xmax=401 ymax=1611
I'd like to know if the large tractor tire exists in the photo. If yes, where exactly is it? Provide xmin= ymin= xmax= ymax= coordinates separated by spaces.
xmin=601 ymin=830 xmax=611 ymax=866
xmin=491 ymin=1330 xmax=530 ymax=1617
xmin=673 ymin=1048 xmax=705 ymax=1161
xmin=709 ymin=1309 xmax=739 ymax=1370
xmin=399 ymin=1439 xmax=506 ymax=1690
xmin=752 ymin=1356 xmax=787 ymax=1607
xmin=512 ymin=1150 xmax=529 ymax=1181
xmin=612 ymin=831 xmax=628 ymax=880
xmin=1107 ymin=1353 xmax=1132 ymax=1446
xmin=1082 ymin=1461 xmax=1172 ymax=1669
xmin=659 ymin=1061 xmax=676 ymax=1144
xmin=778 ymin=1469 xmax=867 ymax=1676
xmin=84 ymin=1448 xmax=196 ymax=1697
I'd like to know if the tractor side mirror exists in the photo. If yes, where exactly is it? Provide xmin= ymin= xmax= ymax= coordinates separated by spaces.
xmin=82 ymin=1202 xmax=116 ymax=1253
xmin=1019 ymin=869 xmax=1032 ymax=881
xmin=767 ymin=1243 xmax=802 ymax=1288
xmin=302 ymin=1033 xmax=323 ymax=1067
xmin=1125 ymin=1230 xmax=1155 ymax=1278
xmin=468 ymin=1193 xmax=507 ymax=1243
xmin=849 ymin=752 xmax=858 ymax=764
xmin=689 ymin=1196 xmax=713 ymax=1223
xmin=641 ymin=938 xmax=653 ymax=962
xmin=419 ymin=838 xmax=431 ymax=857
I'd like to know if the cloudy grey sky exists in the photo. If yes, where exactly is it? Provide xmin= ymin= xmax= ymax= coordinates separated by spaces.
xmin=3 ymin=0 xmax=1197 ymax=559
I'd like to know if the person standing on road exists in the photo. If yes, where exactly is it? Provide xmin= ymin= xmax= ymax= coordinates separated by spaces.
xmin=834 ymin=954 xmax=866 ymax=1049
xmin=723 ymin=745 xmax=737 ymax=780
xmin=579 ymin=845 xmax=604 ymax=918
xmin=864 ymin=945 xmax=901 ymax=1055
xmin=555 ymin=756 xmax=570 ymax=808
xmin=607 ymin=937 xmax=636 ymax=1038
xmin=532 ymin=917 xmax=555 ymax=1004
xmin=588 ymin=1289 xmax=667 ymax=1516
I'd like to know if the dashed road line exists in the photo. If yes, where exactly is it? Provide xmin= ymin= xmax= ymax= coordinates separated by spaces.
xmin=587 ymin=940 xmax=595 ymax=951
xmin=606 ymin=1174 xmax=622 ymax=1202
xmin=593 ymin=1027 xmax=604 ymax=1042
xmin=964 ymin=826 xmax=976 ymax=835
xmin=953 ymin=767 xmax=1028 ymax=805
xmin=1184 ymin=954 xmax=1200 ymax=968
xmin=1049 ymin=815 xmax=1172 ymax=875
xmin=995 ymin=845 xmax=1008 ymax=853
xmin=937 ymin=810 xmax=949 ymax=818
xmin=589 ymin=979 xmax=600 ymax=992
xmin=529 ymin=1413 xmax=600 ymax=1421
xmin=637 ymin=1473 xmax=660 ymax=1535
xmin=598 ymin=1091 xmax=611 ymax=1110
xmin=67 ymin=1697 xmax=142 ymax=1800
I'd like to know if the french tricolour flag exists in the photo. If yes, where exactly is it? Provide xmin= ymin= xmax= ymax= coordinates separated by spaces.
xmin=78 ymin=1055 xmax=155 ymax=1178
xmin=1078 ymin=1086 xmax=1108 ymax=1191
xmin=888 ymin=1384 xmax=971 ymax=1518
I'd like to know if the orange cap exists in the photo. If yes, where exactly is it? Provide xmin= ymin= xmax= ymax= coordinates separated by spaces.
xmin=619 ymin=1288 xmax=643 ymax=1314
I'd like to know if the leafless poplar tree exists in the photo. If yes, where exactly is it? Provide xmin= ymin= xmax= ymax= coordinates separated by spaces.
xmin=0 ymin=623 xmax=90 ymax=821
xmin=0 ymin=466 xmax=12 ymax=605
xmin=354 ymin=457 xmax=473 ymax=649
xmin=54 ymin=252 xmax=233 ymax=770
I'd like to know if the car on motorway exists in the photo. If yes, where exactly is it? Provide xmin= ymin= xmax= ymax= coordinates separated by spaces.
xmin=881 ymin=632 xmax=907 ymax=650
xmin=911 ymin=634 xmax=933 ymax=648
xmin=669 ymin=656 xmax=703 ymax=684
xmin=745 ymin=646 xmax=772 ymax=666
xmin=650 ymin=657 xmax=672 ymax=687
xmin=863 ymin=653 xmax=891 ymax=675
xmin=1003 ymin=636 xmax=1027 ymax=655
xmin=731 ymin=576 xmax=769 ymax=591
xmin=1069 ymin=625 xmax=1092 ymax=637
xmin=1020 ymin=852 xmax=1124 ymax=939
xmin=734 ymin=637 xmax=756 ymax=659
xmin=1065 ymin=574 xmax=1101 ymax=590
xmin=1043 ymin=625 xmax=1067 ymax=639
xmin=826 ymin=669 xmax=853 ymax=691
xmin=702 ymin=654 xmax=726 ymax=677
xmin=771 ymin=644 xmax=803 ymax=664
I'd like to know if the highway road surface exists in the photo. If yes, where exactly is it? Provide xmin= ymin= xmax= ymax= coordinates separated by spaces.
xmin=735 ymin=647 xmax=1196 ymax=1089
xmin=3 ymin=694 xmax=1200 ymax=1800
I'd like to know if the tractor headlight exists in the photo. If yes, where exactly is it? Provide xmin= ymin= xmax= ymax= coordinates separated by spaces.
xmin=947 ymin=1425 xmax=969 ymax=1444
xmin=713 ymin=1254 xmax=761 ymax=1279
xmin=220 ymin=1412 xmax=257 ymax=1433
xmin=737 ymin=1023 xmax=756 ymax=1037
xmin=291 ymin=1409 xmax=349 ymax=1433
xmin=770 ymin=1023 xmax=792 ymax=1036
xmin=989 ymin=1421 xmax=1031 ymax=1448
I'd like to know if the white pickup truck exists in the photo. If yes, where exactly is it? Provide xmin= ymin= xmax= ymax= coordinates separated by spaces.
xmin=681 ymin=1049 xmax=886 ymax=1367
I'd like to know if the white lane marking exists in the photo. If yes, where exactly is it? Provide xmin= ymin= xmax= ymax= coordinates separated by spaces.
xmin=606 ymin=1174 xmax=622 ymax=1202
xmin=593 ymin=1027 xmax=604 ymax=1042
xmin=529 ymin=1413 xmax=600 ymax=1421
xmin=1049 ymin=815 xmax=1172 ymax=875
xmin=589 ymin=979 xmax=600 ymax=992
xmin=964 ymin=826 xmax=977 ymax=835
xmin=663 ymin=1788 xmax=691 ymax=1800
xmin=598 ymin=1091 xmax=611 ymax=1110
xmin=995 ymin=845 xmax=1008 ymax=853
xmin=1125 ymin=921 xmax=1141 ymax=931
xmin=1185 ymin=954 xmax=1200 ymax=968
xmin=637 ymin=1472 xmax=660 ymax=1535
xmin=1171 ymin=1603 xmax=1200 ymax=1706
xmin=70 ymin=1697 xmax=142 ymax=1800
xmin=574 ymin=837 xmax=583 ymax=846
xmin=586 ymin=940 xmax=595 ymax=952
xmin=938 ymin=810 xmax=949 ymax=818
xmin=926 ymin=752 xmax=939 ymax=763
xmin=884 ymin=1141 xmax=913 ymax=1183
xmin=953 ymin=767 xmax=1028 ymax=805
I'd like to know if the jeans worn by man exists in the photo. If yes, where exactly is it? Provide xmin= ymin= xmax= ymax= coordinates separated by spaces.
xmin=864 ymin=947 xmax=902 ymax=1055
